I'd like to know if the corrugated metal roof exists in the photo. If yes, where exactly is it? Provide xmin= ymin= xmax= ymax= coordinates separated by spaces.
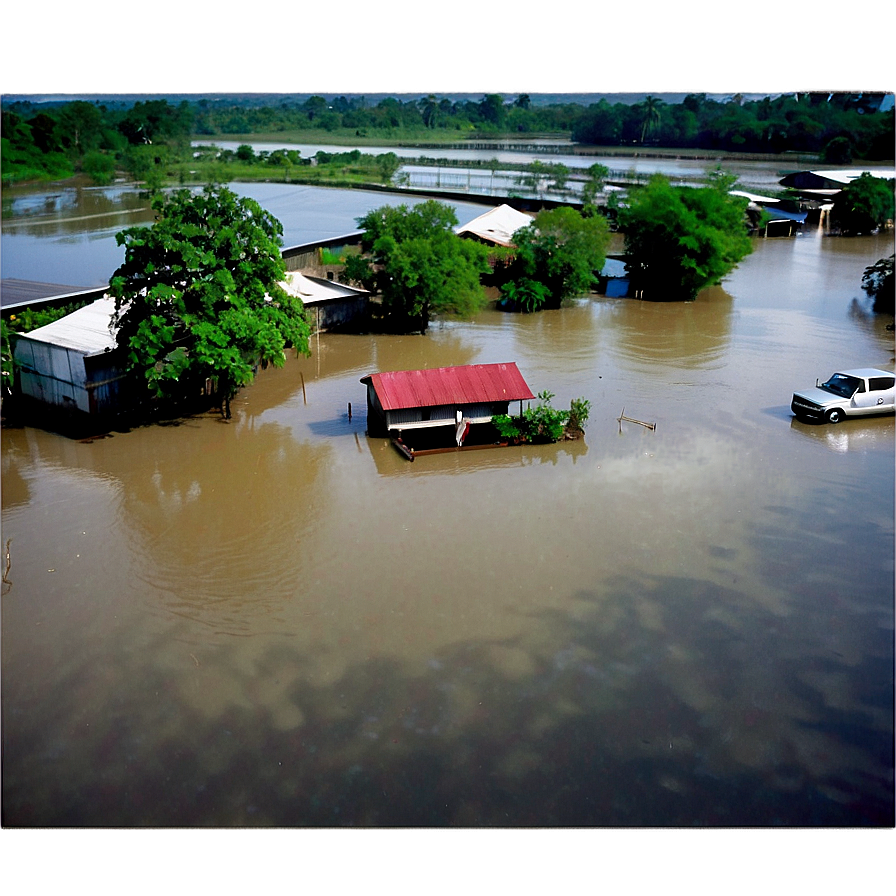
xmin=1 ymin=279 xmax=101 ymax=310
xmin=454 ymin=204 xmax=534 ymax=247
xmin=361 ymin=362 xmax=535 ymax=411
xmin=15 ymin=296 xmax=119 ymax=356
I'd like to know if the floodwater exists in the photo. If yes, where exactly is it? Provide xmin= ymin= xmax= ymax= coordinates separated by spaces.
xmin=2 ymin=202 xmax=895 ymax=826
xmin=1 ymin=180 xmax=492 ymax=287
xmin=202 ymin=138 xmax=883 ymax=185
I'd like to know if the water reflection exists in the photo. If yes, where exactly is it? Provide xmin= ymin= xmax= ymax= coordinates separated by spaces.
xmin=3 ymin=558 xmax=889 ymax=825
xmin=364 ymin=436 xmax=589 ymax=477
xmin=789 ymin=414 xmax=895 ymax=453
xmin=598 ymin=284 xmax=734 ymax=369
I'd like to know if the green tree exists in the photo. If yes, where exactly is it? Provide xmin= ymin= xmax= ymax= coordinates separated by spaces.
xmin=500 ymin=206 xmax=610 ymax=312
xmin=236 ymin=144 xmax=256 ymax=163
xmin=582 ymin=162 xmax=610 ymax=216
xmin=572 ymin=99 xmax=621 ymax=145
xmin=420 ymin=95 xmax=439 ymax=128
xmin=831 ymin=173 xmax=895 ymax=235
xmin=862 ymin=254 xmax=894 ymax=313
xmin=618 ymin=171 xmax=753 ymax=301
xmin=109 ymin=185 xmax=311 ymax=418
xmin=355 ymin=201 xmax=491 ymax=332
xmin=821 ymin=136 xmax=853 ymax=165
xmin=637 ymin=95 xmax=664 ymax=144
xmin=56 ymin=101 xmax=104 ymax=155
xmin=376 ymin=151 xmax=401 ymax=183
xmin=123 ymin=144 xmax=167 ymax=192
xmin=478 ymin=94 xmax=507 ymax=129
xmin=81 ymin=150 xmax=116 ymax=185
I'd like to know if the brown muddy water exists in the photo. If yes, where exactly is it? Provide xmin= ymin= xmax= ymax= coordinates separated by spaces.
xmin=2 ymin=229 xmax=894 ymax=827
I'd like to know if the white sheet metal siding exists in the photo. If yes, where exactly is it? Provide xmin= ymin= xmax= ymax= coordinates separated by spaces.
xmin=16 ymin=342 xmax=89 ymax=412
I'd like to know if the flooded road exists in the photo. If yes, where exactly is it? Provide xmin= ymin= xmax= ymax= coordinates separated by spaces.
xmin=3 ymin=221 xmax=893 ymax=826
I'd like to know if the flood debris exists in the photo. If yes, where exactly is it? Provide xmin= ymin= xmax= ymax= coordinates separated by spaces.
xmin=3 ymin=539 xmax=11 ymax=592
xmin=617 ymin=407 xmax=657 ymax=432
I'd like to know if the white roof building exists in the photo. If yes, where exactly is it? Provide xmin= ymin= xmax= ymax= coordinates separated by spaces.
xmin=281 ymin=271 xmax=368 ymax=304
xmin=454 ymin=204 xmax=534 ymax=247
xmin=17 ymin=295 xmax=119 ymax=356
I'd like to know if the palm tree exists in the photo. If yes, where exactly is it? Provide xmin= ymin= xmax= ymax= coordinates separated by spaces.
xmin=638 ymin=95 xmax=663 ymax=144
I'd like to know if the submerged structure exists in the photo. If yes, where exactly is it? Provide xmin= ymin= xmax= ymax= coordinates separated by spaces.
xmin=360 ymin=362 xmax=535 ymax=448
xmin=454 ymin=204 xmax=534 ymax=247
xmin=10 ymin=296 xmax=128 ymax=425
xmin=280 ymin=271 xmax=368 ymax=332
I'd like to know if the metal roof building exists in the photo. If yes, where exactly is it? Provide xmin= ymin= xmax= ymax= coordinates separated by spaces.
xmin=11 ymin=296 xmax=128 ymax=421
xmin=360 ymin=362 xmax=535 ymax=438
xmin=280 ymin=271 xmax=369 ymax=331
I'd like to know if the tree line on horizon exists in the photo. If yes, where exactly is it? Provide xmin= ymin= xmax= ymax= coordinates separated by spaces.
xmin=2 ymin=92 xmax=893 ymax=186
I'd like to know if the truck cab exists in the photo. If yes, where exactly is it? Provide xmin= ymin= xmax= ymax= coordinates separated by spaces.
xmin=791 ymin=368 xmax=896 ymax=424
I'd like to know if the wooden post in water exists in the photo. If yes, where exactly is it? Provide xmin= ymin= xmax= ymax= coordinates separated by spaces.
xmin=617 ymin=407 xmax=656 ymax=432
xmin=348 ymin=402 xmax=352 ymax=421
xmin=300 ymin=372 xmax=307 ymax=405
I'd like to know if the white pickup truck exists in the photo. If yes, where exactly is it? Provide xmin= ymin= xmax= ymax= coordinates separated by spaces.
xmin=791 ymin=368 xmax=896 ymax=424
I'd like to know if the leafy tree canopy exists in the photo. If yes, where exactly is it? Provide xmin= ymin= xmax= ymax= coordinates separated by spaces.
xmin=500 ymin=206 xmax=610 ymax=312
xmin=862 ymin=254 xmax=894 ymax=313
xmin=109 ymin=185 xmax=311 ymax=414
xmin=831 ymin=173 xmax=895 ymax=235
xmin=618 ymin=171 xmax=753 ymax=301
xmin=353 ymin=200 xmax=491 ymax=332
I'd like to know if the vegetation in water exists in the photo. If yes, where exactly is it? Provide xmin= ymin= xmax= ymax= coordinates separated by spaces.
xmin=617 ymin=170 xmax=754 ymax=301
xmin=109 ymin=185 xmax=311 ymax=418
xmin=497 ymin=207 xmax=611 ymax=312
xmin=492 ymin=391 xmax=590 ymax=444
xmin=345 ymin=200 xmax=491 ymax=332
xmin=862 ymin=255 xmax=895 ymax=314
xmin=830 ymin=173 xmax=896 ymax=235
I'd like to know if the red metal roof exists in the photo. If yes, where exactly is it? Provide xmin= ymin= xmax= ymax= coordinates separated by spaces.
xmin=361 ymin=362 xmax=535 ymax=411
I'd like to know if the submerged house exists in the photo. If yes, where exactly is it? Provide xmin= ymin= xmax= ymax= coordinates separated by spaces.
xmin=280 ymin=271 xmax=368 ymax=332
xmin=777 ymin=169 xmax=891 ymax=201
xmin=361 ymin=362 xmax=535 ymax=442
xmin=11 ymin=296 xmax=129 ymax=424
xmin=454 ymin=204 xmax=534 ymax=248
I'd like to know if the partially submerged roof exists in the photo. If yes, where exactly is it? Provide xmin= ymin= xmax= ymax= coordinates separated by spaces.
xmin=1 ymin=279 xmax=101 ymax=311
xmin=280 ymin=271 xmax=368 ymax=304
xmin=15 ymin=296 xmax=118 ymax=356
xmin=730 ymin=190 xmax=780 ymax=204
xmin=361 ymin=362 xmax=535 ymax=410
xmin=454 ymin=204 xmax=534 ymax=247
xmin=779 ymin=169 xmax=893 ymax=190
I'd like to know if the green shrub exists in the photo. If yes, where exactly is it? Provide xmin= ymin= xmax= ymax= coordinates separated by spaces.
xmin=568 ymin=396 xmax=591 ymax=430
xmin=492 ymin=390 xmax=587 ymax=443
xmin=492 ymin=414 xmax=522 ymax=441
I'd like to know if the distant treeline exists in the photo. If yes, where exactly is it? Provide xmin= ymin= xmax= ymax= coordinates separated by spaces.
xmin=2 ymin=92 xmax=893 ymax=185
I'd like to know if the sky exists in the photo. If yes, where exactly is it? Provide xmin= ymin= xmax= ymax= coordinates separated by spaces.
xmin=1 ymin=2 xmax=893 ymax=97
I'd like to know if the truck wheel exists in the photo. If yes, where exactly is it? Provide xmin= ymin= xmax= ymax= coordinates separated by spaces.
xmin=826 ymin=408 xmax=845 ymax=424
